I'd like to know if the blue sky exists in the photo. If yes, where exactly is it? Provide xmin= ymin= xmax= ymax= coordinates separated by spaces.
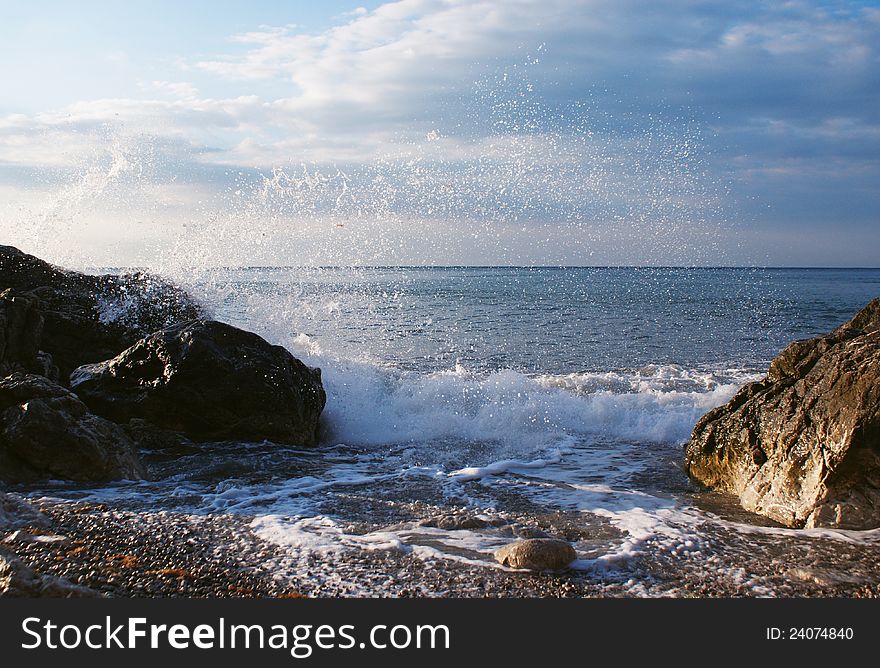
xmin=0 ymin=0 xmax=878 ymax=267
xmin=1 ymin=1 xmax=384 ymax=112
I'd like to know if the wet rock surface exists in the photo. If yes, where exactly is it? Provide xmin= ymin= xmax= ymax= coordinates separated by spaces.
xmin=686 ymin=298 xmax=880 ymax=529
xmin=0 ymin=373 xmax=145 ymax=483
xmin=0 ymin=245 xmax=203 ymax=382
xmin=0 ymin=289 xmax=55 ymax=379
xmin=0 ymin=247 xmax=326 ymax=488
xmin=420 ymin=512 xmax=506 ymax=531
xmin=72 ymin=319 xmax=326 ymax=446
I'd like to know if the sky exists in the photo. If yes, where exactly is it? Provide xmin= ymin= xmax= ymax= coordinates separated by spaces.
xmin=0 ymin=0 xmax=878 ymax=268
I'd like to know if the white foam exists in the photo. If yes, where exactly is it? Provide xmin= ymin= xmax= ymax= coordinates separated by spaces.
xmin=314 ymin=362 xmax=749 ymax=458
xmin=709 ymin=515 xmax=880 ymax=545
xmin=251 ymin=515 xmax=411 ymax=556
xmin=448 ymin=444 xmax=569 ymax=482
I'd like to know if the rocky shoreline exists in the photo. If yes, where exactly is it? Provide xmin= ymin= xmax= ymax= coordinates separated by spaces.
xmin=2 ymin=245 xmax=878 ymax=597
xmin=0 ymin=245 xmax=333 ymax=596
xmin=686 ymin=298 xmax=880 ymax=529
xmin=0 ymin=245 xmax=327 ymax=485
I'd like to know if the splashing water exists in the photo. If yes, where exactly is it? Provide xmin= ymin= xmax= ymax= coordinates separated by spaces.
xmin=3 ymin=57 xmax=727 ymax=273
xmin=5 ymin=61 xmax=880 ymax=597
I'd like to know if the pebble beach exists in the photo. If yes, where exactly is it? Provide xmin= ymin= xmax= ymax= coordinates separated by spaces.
xmin=4 ymin=494 xmax=879 ymax=598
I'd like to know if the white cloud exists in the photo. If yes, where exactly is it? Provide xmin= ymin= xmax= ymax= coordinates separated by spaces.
xmin=0 ymin=0 xmax=878 ymax=265
xmin=4 ymin=0 xmax=877 ymax=170
xmin=144 ymin=80 xmax=201 ymax=100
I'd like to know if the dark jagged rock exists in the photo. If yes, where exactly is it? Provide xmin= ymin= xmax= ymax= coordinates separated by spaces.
xmin=0 ymin=245 xmax=203 ymax=383
xmin=71 ymin=319 xmax=326 ymax=446
xmin=0 ymin=289 xmax=57 ymax=380
xmin=97 ymin=271 xmax=205 ymax=336
xmin=123 ymin=418 xmax=194 ymax=452
xmin=685 ymin=298 xmax=880 ymax=529
xmin=0 ymin=373 xmax=145 ymax=483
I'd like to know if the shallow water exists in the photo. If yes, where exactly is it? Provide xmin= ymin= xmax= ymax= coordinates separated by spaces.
xmin=24 ymin=266 xmax=880 ymax=596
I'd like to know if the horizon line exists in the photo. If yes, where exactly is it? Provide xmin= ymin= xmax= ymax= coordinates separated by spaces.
xmin=93 ymin=264 xmax=880 ymax=271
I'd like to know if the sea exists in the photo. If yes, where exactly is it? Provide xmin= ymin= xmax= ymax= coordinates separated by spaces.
xmin=28 ymin=265 xmax=880 ymax=595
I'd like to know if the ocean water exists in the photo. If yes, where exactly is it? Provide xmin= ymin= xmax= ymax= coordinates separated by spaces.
xmin=33 ymin=266 xmax=880 ymax=594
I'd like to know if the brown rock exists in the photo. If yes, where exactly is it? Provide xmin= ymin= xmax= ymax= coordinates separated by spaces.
xmin=685 ymin=298 xmax=880 ymax=529
xmin=494 ymin=538 xmax=576 ymax=570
